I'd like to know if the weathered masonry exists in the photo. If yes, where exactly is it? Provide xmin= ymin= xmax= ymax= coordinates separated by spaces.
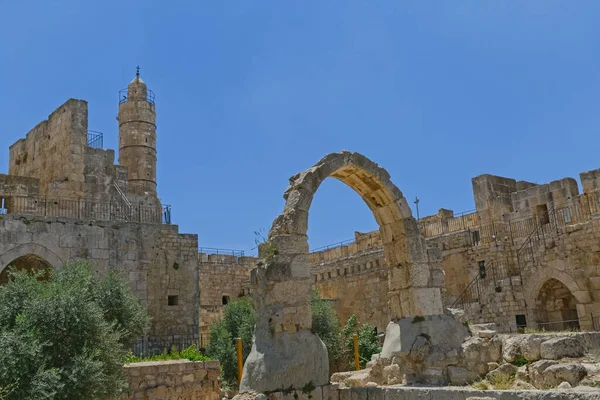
xmin=0 ymin=72 xmax=200 ymax=347
xmin=310 ymin=170 xmax=600 ymax=333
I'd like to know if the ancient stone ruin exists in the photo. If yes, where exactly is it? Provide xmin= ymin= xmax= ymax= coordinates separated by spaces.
xmin=239 ymin=151 xmax=467 ymax=393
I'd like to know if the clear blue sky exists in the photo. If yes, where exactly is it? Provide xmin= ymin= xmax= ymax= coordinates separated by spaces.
xmin=2 ymin=1 xmax=600 ymax=255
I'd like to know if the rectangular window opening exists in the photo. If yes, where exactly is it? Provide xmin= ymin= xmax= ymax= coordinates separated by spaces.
xmin=222 ymin=295 xmax=230 ymax=305
xmin=563 ymin=208 xmax=572 ymax=224
xmin=516 ymin=314 xmax=527 ymax=329
xmin=472 ymin=230 xmax=480 ymax=245
xmin=168 ymin=295 xmax=179 ymax=306
xmin=536 ymin=204 xmax=550 ymax=225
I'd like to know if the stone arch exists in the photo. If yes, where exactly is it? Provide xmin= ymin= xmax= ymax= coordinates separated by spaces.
xmin=524 ymin=268 xmax=587 ymax=306
xmin=241 ymin=151 xmax=443 ymax=393
xmin=267 ymin=151 xmax=442 ymax=319
xmin=0 ymin=243 xmax=64 ymax=278
xmin=534 ymin=278 xmax=580 ymax=331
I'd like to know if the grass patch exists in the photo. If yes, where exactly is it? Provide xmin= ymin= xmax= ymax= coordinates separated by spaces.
xmin=412 ymin=316 xmax=425 ymax=324
xmin=471 ymin=373 xmax=516 ymax=391
xmin=511 ymin=354 xmax=529 ymax=367
xmin=125 ymin=345 xmax=211 ymax=363
xmin=487 ymin=373 xmax=515 ymax=390
xmin=471 ymin=380 xmax=490 ymax=390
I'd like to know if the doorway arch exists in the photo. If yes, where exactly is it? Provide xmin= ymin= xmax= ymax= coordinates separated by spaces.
xmin=534 ymin=278 xmax=580 ymax=331
xmin=0 ymin=243 xmax=64 ymax=284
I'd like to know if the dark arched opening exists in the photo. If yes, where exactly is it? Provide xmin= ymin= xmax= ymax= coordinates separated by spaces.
xmin=535 ymin=278 xmax=580 ymax=331
xmin=0 ymin=254 xmax=52 ymax=285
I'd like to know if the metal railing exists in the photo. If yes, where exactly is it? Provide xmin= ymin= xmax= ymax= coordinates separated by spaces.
xmin=119 ymin=88 xmax=156 ymax=104
xmin=87 ymin=130 xmax=103 ymax=149
xmin=131 ymin=335 xmax=209 ymax=357
xmin=199 ymin=247 xmax=245 ymax=264
xmin=311 ymin=238 xmax=356 ymax=253
xmin=0 ymin=195 xmax=171 ymax=224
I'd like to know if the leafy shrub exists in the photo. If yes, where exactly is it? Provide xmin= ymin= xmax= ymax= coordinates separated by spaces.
xmin=511 ymin=354 xmax=529 ymax=367
xmin=207 ymin=290 xmax=382 ymax=388
xmin=311 ymin=290 xmax=342 ymax=362
xmin=125 ymin=345 xmax=211 ymax=363
xmin=206 ymin=298 xmax=255 ymax=387
xmin=487 ymin=373 xmax=515 ymax=390
xmin=341 ymin=314 xmax=382 ymax=369
xmin=0 ymin=260 xmax=150 ymax=399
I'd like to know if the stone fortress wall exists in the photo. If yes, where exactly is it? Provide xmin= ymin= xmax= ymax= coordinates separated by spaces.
xmin=0 ymin=74 xmax=231 ymax=351
xmin=8 ymin=72 xmax=600 ymax=356
xmin=306 ymin=169 xmax=600 ymax=334
xmin=198 ymin=253 xmax=257 ymax=344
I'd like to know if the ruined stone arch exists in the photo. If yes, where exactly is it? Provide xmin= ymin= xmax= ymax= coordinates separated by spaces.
xmin=241 ymin=151 xmax=444 ymax=393
xmin=0 ymin=243 xmax=64 ymax=276
xmin=267 ymin=151 xmax=443 ymax=319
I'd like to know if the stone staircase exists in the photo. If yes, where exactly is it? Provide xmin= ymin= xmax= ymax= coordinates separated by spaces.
xmin=451 ymin=213 xmax=554 ymax=324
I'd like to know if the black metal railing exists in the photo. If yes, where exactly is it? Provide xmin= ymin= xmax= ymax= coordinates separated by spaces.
xmin=199 ymin=247 xmax=245 ymax=264
xmin=535 ymin=317 xmax=581 ymax=332
xmin=593 ymin=314 xmax=600 ymax=331
xmin=87 ymin=130 xmax=103 ymax=149
xmin=131 ymin=335 xmax=209 ymax=358
xmin=0 ymin=195 xmax=171 ymax=225
xmin=119 ymin=88 xmax=156 ymax=104
xmin=311 ymin=238 xmax=356 ymax=253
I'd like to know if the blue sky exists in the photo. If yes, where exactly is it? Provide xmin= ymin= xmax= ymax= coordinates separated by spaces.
xmin=2 ymin=1 xmax=600 ymax=255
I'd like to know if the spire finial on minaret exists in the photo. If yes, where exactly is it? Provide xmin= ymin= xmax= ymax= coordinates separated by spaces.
xmin=136 ymin=66 xmax=140 ymax=78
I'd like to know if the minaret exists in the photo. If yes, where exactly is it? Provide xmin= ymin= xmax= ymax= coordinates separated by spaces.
xmin=117 ymin=67 xmax=157 ymax=197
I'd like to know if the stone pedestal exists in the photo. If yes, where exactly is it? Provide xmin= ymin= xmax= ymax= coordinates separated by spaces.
xmin=380 ymin=314 xmax=470 ymax=385
xmin=239 ymin=329 xmax=329 ymax=393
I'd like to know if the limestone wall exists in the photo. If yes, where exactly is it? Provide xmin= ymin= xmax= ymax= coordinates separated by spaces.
xmin=8 ymin=99 xmax=129 ymax=203
xmin=0 ymin=214 xmax=198 ymax=339
xmin=312 ymin=249 xmax=388 ymax=331
xmin=121 ymin=360 xmax=220 ymax=400
xmin=198 ymin=255 xmax=256 ymax=342
xmin=301 ymin=167 xmax=600 ymax=333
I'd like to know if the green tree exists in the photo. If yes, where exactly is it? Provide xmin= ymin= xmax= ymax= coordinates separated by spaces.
xmin=0 ymin=260 xmax=150 ymax=400
xmin=206 ymin=298 xmax=255 ymax=387
xmin=311 ymin=289 xmax=342 ymax=362
xmin=341 ymin=314 xmax=382 ymax=369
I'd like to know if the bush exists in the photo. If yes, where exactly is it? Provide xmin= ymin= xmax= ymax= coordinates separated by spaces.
xmin=125 ymin=345 xmax=211 ymax=363
xmin=206 ymin=298 xmax=255 ymax=387
xmin=311 ymin=290 xmax=342 ymax=362
xmin=341 ymin=315 xmax=382 ymax=369
xmin=0 ymin=260 xmax=150 ymax=399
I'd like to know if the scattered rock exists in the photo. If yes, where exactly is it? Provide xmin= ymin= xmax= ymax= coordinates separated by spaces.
xmin=580 ymin=375 xmax=600 ymax=388
xmin=516 ymin=365 xmax=529 ymax=382
xmin=447 ymin=366 xmax=480 ymax=385
xmin=529 ymin=360 xmax=559 ymax=388
xmin=331 ymin=369 xmax=372 ymax=387
xmin=486 ymin=363 xmax=517 ymax=380
xmin=512 ymin=380 xmax=536 ymax=390
xmin=365 ymin=381 xmax=378 ymax=387
xmin=540 ymin=337 xmax=584 ymax=360
xmin=502 ymin=336 xmax=523 ymax=363
xmin=542 ymin=363 xmax=587 ymax=387
xmin=445 ymin=308 xmax=468 ymax=325
xmin=478 ymin=330 xmax=496 ymax=339
xmin=520 ymin=334 xmax=545 ymax=362
xmin=557 ymin=381 xmax=572 ymax=389
xmin=383 ymin=364 xmax=402 ymax=385
xmin=487 ymin=362 xmax=499 ymax=371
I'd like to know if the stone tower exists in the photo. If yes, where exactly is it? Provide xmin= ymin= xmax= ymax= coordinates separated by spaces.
xmin=117 ymin=67 xmax=157 ymax=197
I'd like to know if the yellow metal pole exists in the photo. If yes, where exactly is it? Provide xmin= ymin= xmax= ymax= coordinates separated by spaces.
xmin=236 ymin=337 xmax=243 ymax=385
xmin=353 ymin=333 xmax=360 ymax=371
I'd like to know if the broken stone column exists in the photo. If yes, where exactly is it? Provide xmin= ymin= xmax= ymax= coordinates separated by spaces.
xmin=239 ymin=233 xmax=329 ymax=393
